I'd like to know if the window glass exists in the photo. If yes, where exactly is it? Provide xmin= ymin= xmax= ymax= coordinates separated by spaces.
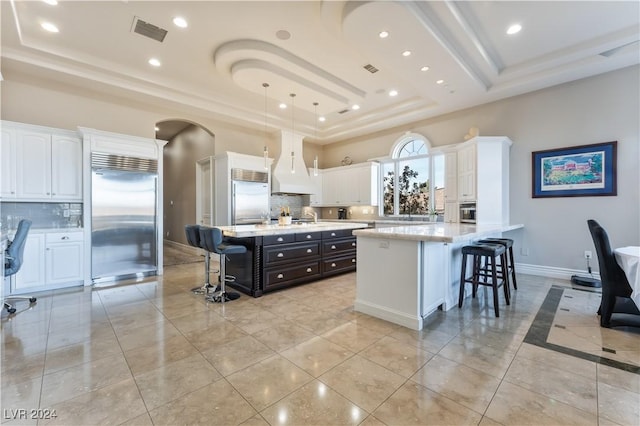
xmin=381 ymin=134 xmax=446 ymax=218
xmin=398 ymin=158 xmax=429 ymax=215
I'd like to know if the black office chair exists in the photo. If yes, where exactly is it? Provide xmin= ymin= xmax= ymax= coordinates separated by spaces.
xmin=587 ymin=219 xmax=640 ymax=328
xmin=199 ymin=227 xmax=243 ymax=303
xmin=4 ymin=219 xmax=37 ymax=314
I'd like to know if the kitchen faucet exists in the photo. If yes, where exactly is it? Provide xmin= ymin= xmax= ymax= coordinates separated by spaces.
xmin=305 ymin=211 xmax=318 ymax=223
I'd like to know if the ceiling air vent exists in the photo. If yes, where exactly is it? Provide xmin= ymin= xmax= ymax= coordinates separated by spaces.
xmin=338 ymin=109 xmax=350 ymax=114
xmin=363 ymin=64 xmax=379 ymax=74
xmin=131 ymin=17 xmax=167 ymax=42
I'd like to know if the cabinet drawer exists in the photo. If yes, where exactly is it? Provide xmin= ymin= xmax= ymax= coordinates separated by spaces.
xmin=322 ymin=255 xmax=357 ymax=276
xmin=321 ymin=238 xmax=356 ymax=256
xmin=264 ymin=242 xmax=320 ymax=264
xmin=263 ymin=234 xmax=295 ymax=245
xmin=321 ymin=229 xmax=354 ymax=239
xmin=264 ymin=261 xmax=321 ymax=290
xmin=295 ymin=231 xmax=322 ymax=242
xmin=46 ymin=231 xmax=84 ymax=243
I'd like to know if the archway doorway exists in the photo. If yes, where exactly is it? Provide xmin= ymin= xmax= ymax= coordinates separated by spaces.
xmin=156 ymin=119 xmax=215 ymax=265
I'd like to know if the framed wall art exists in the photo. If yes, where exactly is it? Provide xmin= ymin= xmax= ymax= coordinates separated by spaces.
xmin=532 ymin=141 xmax=617 ymax=198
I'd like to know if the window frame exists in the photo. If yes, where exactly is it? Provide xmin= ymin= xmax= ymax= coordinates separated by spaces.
xmin=379 ymin=133 xmax=443 ymax=218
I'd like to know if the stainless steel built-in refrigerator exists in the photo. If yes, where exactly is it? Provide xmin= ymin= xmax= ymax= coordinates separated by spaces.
xmin=91 ymin=153 xmax=158 ymax=283
xmin=231 ymin=168 xmax=270 ymax=225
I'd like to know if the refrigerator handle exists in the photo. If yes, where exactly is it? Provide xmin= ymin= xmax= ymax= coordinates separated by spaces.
xmin=231 ymin=181 xmax=236 ymax=225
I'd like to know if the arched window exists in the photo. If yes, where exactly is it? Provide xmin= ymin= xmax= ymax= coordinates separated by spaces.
xmin=391 ymin=133 xmax=430 ymax=158
xmin=381 ymin=133 xmax=443 ymax=218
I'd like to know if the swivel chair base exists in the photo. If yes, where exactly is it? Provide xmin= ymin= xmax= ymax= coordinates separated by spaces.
xmin=3 ymin=296 xmax=37 ymax=314
xmin=207 ymin=290 xmax=241 ymax=303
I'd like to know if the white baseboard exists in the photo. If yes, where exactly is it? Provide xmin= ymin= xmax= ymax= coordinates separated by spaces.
xmin=515 ymin=262 xmax=601 ymax=281
xmin=354 ymin=299 xmax=423 ymax=330
xmin=163 ymin=239 xmax=202 ymax=256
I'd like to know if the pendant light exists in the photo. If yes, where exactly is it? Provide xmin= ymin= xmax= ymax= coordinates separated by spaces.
xmin=289 ymin=93 xmax=296 ymax=174
xmin=313 ymin=102 xmax=319 ymax=176
xmin=262 ymin=83 xmax=269 ymax=170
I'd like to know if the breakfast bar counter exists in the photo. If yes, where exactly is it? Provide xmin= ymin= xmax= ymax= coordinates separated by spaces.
xmin=353 ymin=223 xmax=523 ymax=330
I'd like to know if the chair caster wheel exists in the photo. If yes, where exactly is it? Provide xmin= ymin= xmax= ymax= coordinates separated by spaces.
xmin=7 ymin=307 xmax=16 ymax=314
xmin=29 ymin=297 xmax=37 ymax=303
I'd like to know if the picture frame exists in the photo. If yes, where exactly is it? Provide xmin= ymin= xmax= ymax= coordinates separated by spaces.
xmin=532 ymin=141 xmax=617 ymax=198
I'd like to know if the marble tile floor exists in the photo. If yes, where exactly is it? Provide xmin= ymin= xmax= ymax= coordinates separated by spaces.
xmin=1 ymin=263 xmax=639 ymax=426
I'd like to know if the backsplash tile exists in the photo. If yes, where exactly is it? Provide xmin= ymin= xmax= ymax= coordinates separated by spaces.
xmin=270 ymin=194 xmax=307 ymax=219
xmin=1 ymin=202 xmax=83 ymax=231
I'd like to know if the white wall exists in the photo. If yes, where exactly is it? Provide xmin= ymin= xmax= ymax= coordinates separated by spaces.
xmin=323 ymin=66 xmax=640 ymax=275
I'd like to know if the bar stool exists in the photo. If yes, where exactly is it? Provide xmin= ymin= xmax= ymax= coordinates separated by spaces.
xmin=478 ymin=238 xmax=517 ymax=290
xmin=184 ymin=225 xmax=219 ymax=294
xmin=199 ymin=227 xmax=244 ymax=303
xmin=458 ymin=243 xmax=510 ymax=317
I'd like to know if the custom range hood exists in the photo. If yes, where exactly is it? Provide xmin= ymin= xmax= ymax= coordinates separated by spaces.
xmin=271 ymin=130 xmax=314 ymax=194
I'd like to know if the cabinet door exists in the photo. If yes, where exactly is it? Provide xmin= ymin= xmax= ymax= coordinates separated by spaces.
xmin=457 ymin=144 xmax=476 ymax=201
xmin=444 ymin=201 xmax=458 ymax=223
xmin=1 ymin=128 xmax=17 ymax=199
xmin=337 ymin=167 xmax=358 ymax=205
xmin=16 ymin=130 xmax=51 ymax=199
xmin=308 ymin=168 xmax=323 ymax=206
xmin=322 ymin=170 xmax=339 ymax=205
xmin=13 ymin=234 xmax=46 ymax=292
xmin=355 ymin=163 xmax=379 ymax=206
xmin=46 ymin=242 xmax=84 ymax=284
xmin=51 ymin=135 xmax=82 ymax=200
xmin=444 ymin=152 xmax=457 ymax=202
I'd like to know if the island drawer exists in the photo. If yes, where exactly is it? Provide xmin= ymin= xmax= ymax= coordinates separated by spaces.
xmin=321 ymin=237 xmax=356 ymax=256
xmin=321 ymin=254 xmax=357 ymax=276
xmin=264 ymin=242 xmax=320 ymax=264
xmin=321 ymin=229 xmax=354 ymax=239
xmin=263 ymin=234 xmax=296 ymax=245
xmin=264 ymin=261 xmax=321 ymax=290
xmin=295 ymin=231 xmax=322 ymax=242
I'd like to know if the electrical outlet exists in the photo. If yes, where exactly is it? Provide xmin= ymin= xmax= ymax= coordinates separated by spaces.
xmin=329 ymin=209 xmax=332 ymax=215
xmin=584 ymin=250 xmax=592 ymax=259
xmin=521 ymin=247 xmax=529 ymax=256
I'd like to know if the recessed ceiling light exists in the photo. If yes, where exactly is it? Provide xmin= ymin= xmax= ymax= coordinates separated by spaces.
xmin=154 ymin=126 xmax=160 ymax=132
xmin=276 ymin=30 xmax=291 ymax=40
xmin=389 ymin=90 xmax=398 ymax=97
xmin=436 ymin=79 xmax=444 ymax=85
xmin=173 ymin=17 xmax=188 ymax=28
xmin=379 ymin=31 xmax=389 ymax=39
xmin=318 ymin=117 xmax=326 ymax=122
xmin=352 ymin=104 xmax=360 ymax=110
xmin=506 ymin=24 xmax=522 ymax=35
xmin=41 ymin=22 xmax=59 ymax=33
xmin=148 ymin=58 xmax=161 ymax=67
xmin=421 ymin=66 xmax=430 ymax=72
xmin=42 ymin=0 xmax=58 ymax=5
xmin=402 ymin=50 xmax=412 ymax=57
xmin=279 ymin=103 xmax=287 ymax=109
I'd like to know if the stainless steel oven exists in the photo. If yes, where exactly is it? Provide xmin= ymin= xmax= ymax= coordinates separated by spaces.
xmin=459 ymin=202 xmax=477 ymax=223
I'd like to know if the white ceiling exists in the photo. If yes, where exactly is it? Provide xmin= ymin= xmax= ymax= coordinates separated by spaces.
xmin=1 ymin=1 xmax=638 ymax=144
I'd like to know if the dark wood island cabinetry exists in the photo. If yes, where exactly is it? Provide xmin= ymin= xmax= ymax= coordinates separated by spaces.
xmin=218 ymin=223 xmax=367 ymax=297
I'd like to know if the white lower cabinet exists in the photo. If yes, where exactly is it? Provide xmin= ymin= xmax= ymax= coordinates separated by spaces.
xmin=13 ymin=230 xmax=84 ymax=294
xmin=13 ymin=234 xmax=46 ymax=292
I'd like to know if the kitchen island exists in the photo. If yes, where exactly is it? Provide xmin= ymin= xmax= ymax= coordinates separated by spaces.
xmin=216 ymin=222 xmax=369 ymax=297
xmin=353 ymin=223 xmax=523 ymax=330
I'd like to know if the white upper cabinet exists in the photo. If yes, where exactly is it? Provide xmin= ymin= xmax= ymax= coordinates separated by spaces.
xmin=1 ymin=127 xmax=17 ymax=199
xmin=16 ymin=129 xmax=52 ymax=199
xmin=319 ymin=162 xmax=378 ymax=207
xmin=2 ymin=121 xmax=82 ymax=201
xmin=457 ymin=143 xmax=476 ymax=201
xmin=51 ymin=135 xmax=83 ymax=200
xmin=308 ymin=168 xmax=323 ymax=206
xmin=444 ymin=151 xmax=457 ymax=202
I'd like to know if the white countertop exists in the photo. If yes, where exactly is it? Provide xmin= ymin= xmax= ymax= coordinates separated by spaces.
xmin=218 ymin=222 xmax=369 ymax=238
xmin=353 ymin=223 xmax=524 ymax=243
